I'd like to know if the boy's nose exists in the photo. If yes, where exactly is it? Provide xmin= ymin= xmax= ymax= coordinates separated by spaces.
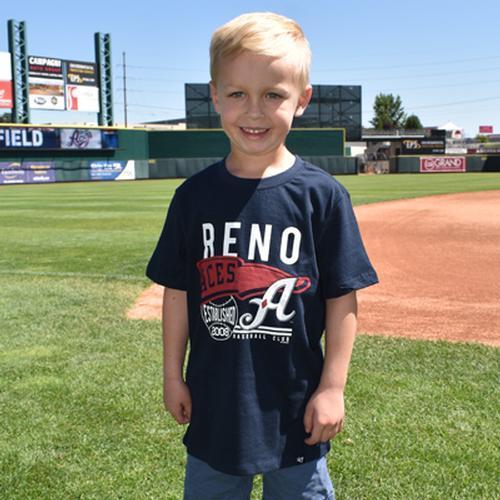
xmin=245 ymin=97 xmax=264 ymax=118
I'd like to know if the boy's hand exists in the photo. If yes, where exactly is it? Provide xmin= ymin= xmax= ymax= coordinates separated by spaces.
xmin=303 ymin=387 xmax=344 ymax=445
xmin=163 ymin=378 xmax=192 ymax=424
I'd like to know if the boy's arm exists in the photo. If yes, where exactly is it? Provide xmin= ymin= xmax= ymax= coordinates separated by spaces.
xmin=162 ymin=286 xmax=191 ymax=425
xmin=303 ymin=290 xmax=358 ymax=445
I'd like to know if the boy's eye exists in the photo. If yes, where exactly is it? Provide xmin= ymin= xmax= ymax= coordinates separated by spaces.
xmin=228 ymin=91 xmax=244 ymax=98
xmin=266 ymin=92 xmax=283 ymax=99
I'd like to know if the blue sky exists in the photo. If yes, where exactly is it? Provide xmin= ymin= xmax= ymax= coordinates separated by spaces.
xmin=2 ymin=0 xmax=500 ymax=137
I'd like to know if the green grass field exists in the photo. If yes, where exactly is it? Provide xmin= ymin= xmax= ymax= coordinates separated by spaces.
xmin=1 ymin=173 xmax=499 ymax=499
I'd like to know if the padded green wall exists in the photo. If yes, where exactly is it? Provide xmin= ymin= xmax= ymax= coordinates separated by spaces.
xmin=148 ymin=129 xmax=344 ymax=158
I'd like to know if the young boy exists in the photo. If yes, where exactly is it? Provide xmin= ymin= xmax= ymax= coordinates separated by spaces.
xmin=146 ymin=12 xmax=378 ymax=499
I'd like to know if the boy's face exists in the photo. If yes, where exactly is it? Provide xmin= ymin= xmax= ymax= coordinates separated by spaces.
xmin=210 ymin=51 xmax=312 ymax=165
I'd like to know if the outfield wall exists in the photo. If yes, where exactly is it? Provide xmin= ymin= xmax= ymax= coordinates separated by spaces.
xmin=0 ymin=126 xmax=353 ymax=184
xmin=3 ymin=123 xmax=498 ymax=185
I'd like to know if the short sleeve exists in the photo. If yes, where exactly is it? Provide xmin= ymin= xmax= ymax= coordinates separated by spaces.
xmin=316 ymin=185 xmax=378 ymax=298
xmin=145 ymin=190 xmax=187 ymax=290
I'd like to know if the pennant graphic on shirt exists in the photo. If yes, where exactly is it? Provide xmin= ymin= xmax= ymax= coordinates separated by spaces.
xmin=197 ymin=256 xmax=311 ymax=304
xmin=197 ymin=256 xmax=312 ymax=343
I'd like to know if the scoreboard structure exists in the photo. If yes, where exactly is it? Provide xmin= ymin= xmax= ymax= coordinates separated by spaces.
xmin=185 ymin=83 xmax=362 ymax=141
xmin=4 ymin=19 xmax=113 ymax=126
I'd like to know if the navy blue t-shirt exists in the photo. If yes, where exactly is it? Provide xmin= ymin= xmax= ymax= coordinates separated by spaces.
xmin=146 ymin=156 xmax=378 ymax=475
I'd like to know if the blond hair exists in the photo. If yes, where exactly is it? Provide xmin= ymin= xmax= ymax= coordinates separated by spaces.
xmin=210 ymin=12 xmax=311 ymax=89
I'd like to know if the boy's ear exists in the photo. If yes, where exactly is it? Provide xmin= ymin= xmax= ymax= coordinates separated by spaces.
xmin=209 ymin=81 xmax=220 ymax=114
xmin=294 ymin=85 xmax=313 ymax=118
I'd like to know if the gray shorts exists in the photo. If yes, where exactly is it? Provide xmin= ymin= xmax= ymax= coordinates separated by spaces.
xmin=183 ymin=454 xmax=335 ymax=500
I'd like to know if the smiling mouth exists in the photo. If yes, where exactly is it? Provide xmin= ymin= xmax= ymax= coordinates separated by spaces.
xmin=240 ymin=127 xmax=269 ymax=135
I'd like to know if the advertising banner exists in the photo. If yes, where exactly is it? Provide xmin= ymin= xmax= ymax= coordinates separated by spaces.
xmin=479 ymin=125 xmax=493 ymax=134
xmin=28 ymin=55 xmax=65 ymax=110
xmin=0 ymin=52 xmax=12 ymax=109
xmin=90 ymin=161 xmax=131 ymax=181
xmin=60 ymin=128 xmax=102 ymax=149
xmin=66 ymin=61 xmax=97 ymax=86
xmin=116 ymin=160 xmax=136 ymax=180
xmin=0 ymin=127 xmax=59 ymax=149
xmin=26 ymin=55 xmax=101 ymax=112
xmin=420 ymin=157 xmax=466 ymax=173
xmin=0 ymin=126 xmax=117 ymax=150
xmin=445 ymin=146 xmax=467 ymax=155
xmin=0 ymin=81 xmax=12 ymax=109
xmin=29 ymin=75 xmax=65 ymax=109
xmin=0 ymin=162 xmax=24 ymax=184
xmin=468 ymin=147 xmax=500 ymax=154
xmin=401 ymin=138 xmax=446 ymax=155
xmin=0 ymin=161 xmax=56 ymax=184
xmin=66 ymin=85 xmax=99 ymax=112
xmin=24 ymin=161 xmax=56 ymax=183
xmin=65 ymin=60 xmax=99 ymax=112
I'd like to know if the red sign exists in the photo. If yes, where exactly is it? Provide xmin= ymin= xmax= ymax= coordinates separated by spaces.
xmin=197 ymin=256 xmax=311 ymax=303
xmin=479 ymin=125 xmax=493 ymax=134
xmin=0 ymin=81 xmax=12 ymax=108
xmin=420 ymin=157 xmax=466 ymax=173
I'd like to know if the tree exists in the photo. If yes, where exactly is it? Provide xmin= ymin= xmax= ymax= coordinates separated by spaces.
xmin=0 ymin=112 xmax=12 ymax=123
xmin=404 ymin=114 xmax=423 ymax=129
xmin=370 ymin=93 xmax=406 ymax=130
